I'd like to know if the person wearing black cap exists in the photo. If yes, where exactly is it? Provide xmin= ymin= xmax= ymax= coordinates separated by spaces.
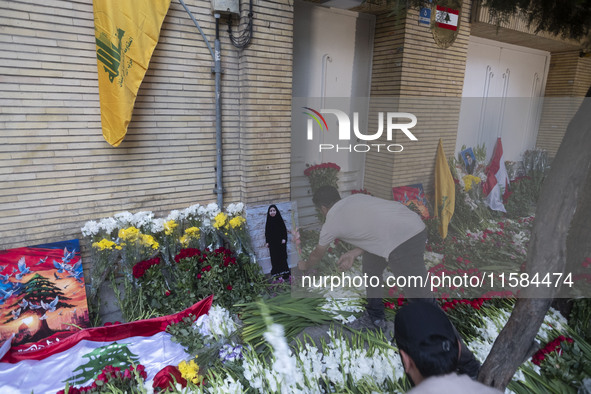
xmin=394 ymin=301 xmax=501 ymax=393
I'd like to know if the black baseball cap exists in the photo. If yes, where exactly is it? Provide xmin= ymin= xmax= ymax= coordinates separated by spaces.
xmin=394 ymin=301 xmax=458 ymax=357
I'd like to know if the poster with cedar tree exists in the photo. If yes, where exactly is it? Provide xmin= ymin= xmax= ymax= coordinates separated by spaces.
xmin=0 ymin=239 xmax=90 ymax=347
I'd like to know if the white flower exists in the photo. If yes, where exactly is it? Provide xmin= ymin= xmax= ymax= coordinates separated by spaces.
xmin=131 ymin=211 xmax=154 ymax=229
xmin=143 ymin=384 xmax=155 ymax=394
xmin=226 ymin=202 xmax=245 ymax=216
xmin=98 ymin=217 xmax=118 ymax=234
xmin=209 ymin=375 xmax=245 ymax=393
xmin=242 ymin=355 xmax=265 ymax=390
xmin=424 ymin=251 xmax=444 ymax=267
xmin=205 ymin=202 xmax=221 ymax=219
xmin=150 ymin=218 xmax=165 ymax=233
xmin=81 ymin=220 xmax=99 ymax=237
xmin=537 ymin=307 xmax=568 ymax=342
xmin=193 ymin=314 xmax=211 ymax=337
xmin=114 ymin=211 xmax=134 ymax=227
xmin=183 ymin=204 xmax=201 ymax=219
xmin=263 ymin=323 xmax=304 ymax=392
xmin=166 ymin=209 xmax=181 ymax=222
xmin=193 ymin=305 xmax=238 ymax=341
xmin=320 ymin=296 xmax=364 ymax=324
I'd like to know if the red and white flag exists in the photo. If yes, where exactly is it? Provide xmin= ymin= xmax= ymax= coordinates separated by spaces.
xmin=435 ymin=6 xmax=459 ymax=31
xmin=482 ymin=138 xmax=510 ymax=212
xmin=0 ymin=296 xmax=212 ymax=393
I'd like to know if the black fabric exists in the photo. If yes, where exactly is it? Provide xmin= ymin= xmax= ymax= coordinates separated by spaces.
xmin=364 ymin=228 xmax=431 ymax=320
xmin=265 ymin=205 xmax=290 ymax=278
xmin=360 ymin=228 xmax=481 ymax=379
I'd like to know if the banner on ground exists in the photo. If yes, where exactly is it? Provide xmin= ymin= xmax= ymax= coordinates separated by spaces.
xmin=93 ymin=0 xmax=172 ymax=147
xmin=0 ymin=296 xmax=212 ymax=393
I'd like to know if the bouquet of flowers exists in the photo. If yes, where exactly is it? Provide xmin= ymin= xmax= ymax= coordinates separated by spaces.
xmin=304 ymin=162 xmax=340 ymax=194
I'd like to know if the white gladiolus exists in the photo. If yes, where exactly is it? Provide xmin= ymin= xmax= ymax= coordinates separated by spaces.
xmin=537 ymin=307 xmax=568 ymax=343
xmin=320 ymin=296 xmax=364 ymax=324
xmin=242 ymin=356 xmax=265 ymax=390
xmin=208 ymin=375 xmax=246 ymax=393
xmin=263 ymin=323 xmax=301 ymax=391
xmin=193 ymin=305 xmax=238 ymax=340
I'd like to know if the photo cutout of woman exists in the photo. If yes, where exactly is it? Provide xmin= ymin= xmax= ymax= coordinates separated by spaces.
xmin=265 ymin=204 xmax=291 ymax=280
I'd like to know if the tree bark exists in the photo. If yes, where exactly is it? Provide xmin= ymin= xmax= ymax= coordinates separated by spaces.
xmin=478 ymin=92 xmax=591 ymax=389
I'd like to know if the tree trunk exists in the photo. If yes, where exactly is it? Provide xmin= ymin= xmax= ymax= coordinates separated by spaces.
xmin=478 ymin=92 xmax=591 ymax=389
xmin=29 ymin=317 xmax=54 ymax=343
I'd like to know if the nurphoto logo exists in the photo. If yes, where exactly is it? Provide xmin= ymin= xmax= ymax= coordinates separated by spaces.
xmin=303 ymin=107 xmax=418 ymax=152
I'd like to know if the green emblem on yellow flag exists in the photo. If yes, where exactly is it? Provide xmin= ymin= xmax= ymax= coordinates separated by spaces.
xmin=93 ymin=0 xmax=172 ymax=147
xmin=434 ymin=138 xmax=455 ymax=239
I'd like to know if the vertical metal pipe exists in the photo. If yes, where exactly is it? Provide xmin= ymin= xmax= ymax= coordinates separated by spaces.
xmin=177 ymin=0 xmax=223 ymax=207
xmin=214 ymin=13 xmax=223 ymax=208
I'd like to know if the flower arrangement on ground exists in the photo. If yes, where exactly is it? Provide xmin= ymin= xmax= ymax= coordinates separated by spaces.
xmin=72 ymin=147 xmax=591 ymax=393
xmin=81 ymin=201 xmax=258 ymax=321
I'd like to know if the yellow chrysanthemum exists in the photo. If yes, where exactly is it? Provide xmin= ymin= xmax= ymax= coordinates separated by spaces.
xmin=180 ymin=234 xmax=190 ymax=247
xmin=229 ymin=216 xmax=246 ymax=229
xmin=178 ymin=357 xmax=202 ymax=385
xmin=185 ymin=226 xmax=200 ymax=238
xmin=118 ymin=227 xmax=140 ymax=242
xmin=180 ymin=227 xmax=200 ymax=247
xmin=164 ymin=220 xmax=178 ymax=236
xmin=141 ymin=234 xmax=159 ymax=250
xmin=92 ymin=238 xmax=116 ymax=251
xmin=213 ymin=212 xmax=228 ymax=230
xmin=463 ymin=174 xmax=482 ymax=192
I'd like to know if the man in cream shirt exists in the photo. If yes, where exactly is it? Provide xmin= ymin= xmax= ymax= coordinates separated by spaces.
xmin=298 ymin=185 xmax=480 ymax=379
xmin=298 ymin=185 xmax=430 ymax=325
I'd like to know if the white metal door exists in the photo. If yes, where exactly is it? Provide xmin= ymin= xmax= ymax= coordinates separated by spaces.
xmin=291 ymin=0 xmax=374 ymax=226
xmin=456 ymin=37 xmax=549 ymax=162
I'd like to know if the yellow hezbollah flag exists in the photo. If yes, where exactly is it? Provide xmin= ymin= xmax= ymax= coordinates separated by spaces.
xmin=434 ymin=139 xmax=455 ymax=238
xmin=93 ymin=0 xmax=171 ymax=147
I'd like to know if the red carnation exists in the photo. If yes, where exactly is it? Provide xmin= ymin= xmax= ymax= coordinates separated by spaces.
xmin=226 ymin=285 xmax=233 ymax=290
xmin=132 ymin=257 xmax=161 ymax=279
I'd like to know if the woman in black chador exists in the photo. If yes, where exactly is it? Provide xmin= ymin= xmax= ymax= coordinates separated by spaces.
xmin=265 ymin=205 xmax=291 ymax=279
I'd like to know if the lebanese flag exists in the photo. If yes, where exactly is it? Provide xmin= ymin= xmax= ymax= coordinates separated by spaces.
xmin=435 ymin=6 xmax=459 ymax=31
xmin=482 ymin=138 xmax=510 ymax=212
xmin=0 ymin=296 xmax=212 ymax=393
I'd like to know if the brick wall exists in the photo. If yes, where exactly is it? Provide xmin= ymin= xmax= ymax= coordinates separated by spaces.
xmin=364 ymin=1 xmax=471 ymax=199
xmin=237 ymin=0 xmax=293 ymax=204
xmin=0 ymin=0 xmax=293 ymax=251
xmin=536 ymin=51 xmax=591 ymax=155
